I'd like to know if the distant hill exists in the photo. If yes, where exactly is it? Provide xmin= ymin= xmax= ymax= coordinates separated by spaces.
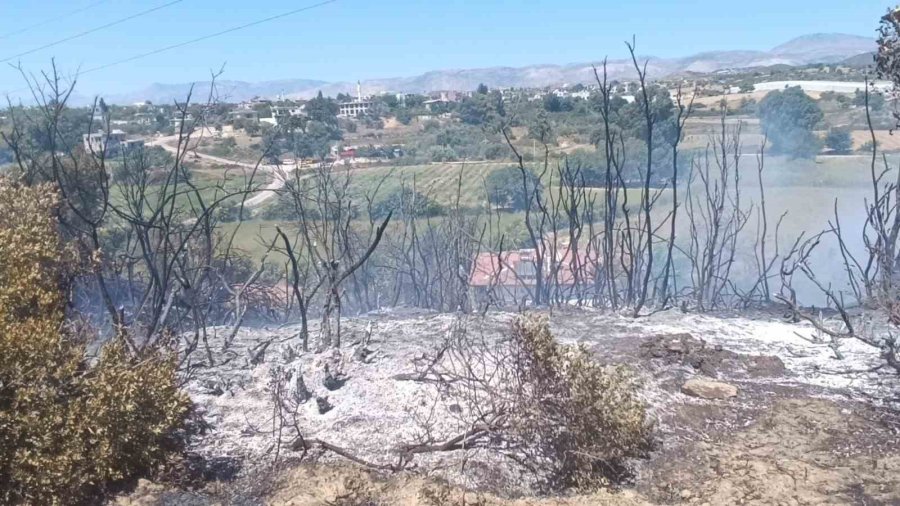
xmin=771 ymin=33 xmax=874 ymax=61
xmin=841 ymin=51 xmax=877 ymax=67
xmin=104 ymin=78 xmax=329 ymax=105
xmin=101 ymin=33 xmax=877 ymax=105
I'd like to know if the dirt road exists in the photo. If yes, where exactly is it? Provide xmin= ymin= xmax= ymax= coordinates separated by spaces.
xmin=146 ymin=133 xmax=293 ymax=208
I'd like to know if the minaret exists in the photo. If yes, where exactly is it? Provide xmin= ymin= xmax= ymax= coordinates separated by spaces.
xmin=357 ymin=80 xmax=362 ymax=102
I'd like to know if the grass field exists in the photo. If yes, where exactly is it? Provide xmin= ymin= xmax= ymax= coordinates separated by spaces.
xmin=210 ymin=150 xmax=900 ymax=275
xmin=344 ymin=161 xmax=510 ymax=208
xmin=108 ymin=165 xmax=271 ymax=212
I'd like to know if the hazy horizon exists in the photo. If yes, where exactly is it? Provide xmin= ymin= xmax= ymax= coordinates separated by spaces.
xmin=0 ymin=0 xmax=889 ymax=99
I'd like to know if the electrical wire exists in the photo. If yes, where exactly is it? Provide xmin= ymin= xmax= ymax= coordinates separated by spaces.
xmin=80 ymin=0 xmax=339 ymax=76
xmin=1 ymin=0 xmax=339 ymax=98
xmin=0 ymin=0 xmax=112 ymax=41
xmin=1 ymin=0 xmax=186 ymax=63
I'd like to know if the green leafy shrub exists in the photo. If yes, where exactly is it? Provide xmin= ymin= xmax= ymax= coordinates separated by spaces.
xmin=0 ymin=180 xmax=190 ymax=505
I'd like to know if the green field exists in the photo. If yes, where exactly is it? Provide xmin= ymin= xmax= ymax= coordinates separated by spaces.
xmin=108 ymin=166 xmax=272 ymax=212
xmin=211 ymin=151 xmax=896 ymax=267
xmin=345 ymin=162 xmax=511 ymax=208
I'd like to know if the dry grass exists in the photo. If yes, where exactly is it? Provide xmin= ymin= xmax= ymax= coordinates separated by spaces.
xmin=850 ymin=129 xmax=900 ymax=151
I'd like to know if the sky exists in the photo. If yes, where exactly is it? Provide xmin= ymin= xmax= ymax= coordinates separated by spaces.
xmin=0 ymin=0 xmax=892 ymax=98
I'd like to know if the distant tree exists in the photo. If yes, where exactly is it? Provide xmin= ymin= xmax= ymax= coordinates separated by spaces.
xmin=370 ymin=187 xmax=443 ymax=219
xmin=825 ymin=127 xmax=853 ymax=154
xmin=271 ymin=92 xmax=343 ymax=159
xmin=614 ymin=85 xmax=675 ymax=141
xmin=365 ymin=101 xmax=390 ymax=119
xmin=253 ymin=103 xmax=272 ymax=118
xmin=528 ymin=110 xmax=555 ymax=145
xmin=305 ymin=91 xmax=339 ymax=126
xmin=482 ymin=143 xmax=509 ymax=160
xmin=835 ymin=94 xmax=851 ymax=108
xmin=757 ymin=87 xmax=824 ymax=158
xmin=378 ymin=94 xmax=400 ymax=109
xmin=542 ymin=93 xmax=573 ymax=113
xmin=739 ymin=97 xmax=757 ymax=115
xmin=739 ymin=82 xmax=755 ymax=93
xmin=428 ymin=145 xmax=458 ymax=162
xmin=364 ymin=116 xmax=385 ymax=130
xmin=457 ymin=90 xmax=505 ymax=126
xmin=242 ymin=120 xmax=261 ymax=136
xmin=476 ymin=83 xmax=490 ymax=95
xmin=853 ymin=89 xmax=885 ymax=111
xmin=485 ymin=166 xmax=541 ymax=211
xmin=404 ymin=94 xmax=425 ymax=108
xmin=860 ymin=139 xmax=880 ymax=152
xmin=395 ymin=109 xmax=413 ymax=125
xmin=877 ymin=9 xmax=900 ymax=127
xmin=294 ymin=120 xmax=342 ymax=159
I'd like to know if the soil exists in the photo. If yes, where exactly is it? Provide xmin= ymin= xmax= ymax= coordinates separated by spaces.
xmin=112 ymin=308 xmax=900 ymax=505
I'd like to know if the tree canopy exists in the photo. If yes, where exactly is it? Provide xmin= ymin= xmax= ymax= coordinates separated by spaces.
xmin=825 ymin=127 xmax=853 ymax=154
xmin=758 ymin=87 xmax=824 ymax=158
xmin=485 ymin=166 xmax=541 ymax=211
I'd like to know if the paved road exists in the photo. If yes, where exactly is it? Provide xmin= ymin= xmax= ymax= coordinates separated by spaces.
xmin=147 ymin=134 xmax=293 ymax=208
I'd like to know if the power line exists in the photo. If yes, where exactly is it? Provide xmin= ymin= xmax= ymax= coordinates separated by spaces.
xmin=79 ymin=0 xmax=338 ymax=76
xmin=1 ymin=0 xmax=186 ymax=63
xmin=0 ymin=0 xmax=113 ymax=41
xmin=1 ymin=0 xmax=339 ymax=99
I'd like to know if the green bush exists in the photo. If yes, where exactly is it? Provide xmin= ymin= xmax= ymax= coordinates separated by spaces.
xmin=370 ymin=187 xmax=443 ymax=219
xmin=825 ymin=127 xmax=853 ymax=154
xmin=0 ymin=180 xmax=190 ymax=505
xmin=484 ymin=166 xmax=541 ymax=211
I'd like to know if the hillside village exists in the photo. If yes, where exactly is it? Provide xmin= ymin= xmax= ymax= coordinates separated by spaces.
xmin=72 ymin=56 xmax=895 ymax=171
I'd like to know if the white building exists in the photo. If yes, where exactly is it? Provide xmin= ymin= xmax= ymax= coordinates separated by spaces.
xmin=170 ymin=113 xmax=195 ymax=129
xmin=271 ymin=103 xmax=307 ymax=125
xmin=339 ymin=101 xmax=372 ymax=118
xmin=83 ymin=130 xmax=143 ymax=156
xmin=134 ymin=112 xmax=156 ymax=126
xmin=753 ymin=80 xmax=894 ymax=94
xmin=338 ymin=81 xmax=373 ymax=118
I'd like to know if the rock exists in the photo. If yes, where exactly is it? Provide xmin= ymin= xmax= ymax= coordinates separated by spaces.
xmin=682 ymin=378 xmax=738 ymax=399
xmin=680 ymin=489 xmax=693 ymax=500
xmin=745 ymin=355 xmax=786 ymax=378
xmin=322 ymin=363 xmax=348 ymax=391
xmin=642 ymin=334 xmax=784 ymax=379
xmin=641 ymin=333 xmax=701 ymax=358
xmin=316 ymin=396 xmax=333 ymax=414
xmin=201 ymin=380 xmax=224 ymax=396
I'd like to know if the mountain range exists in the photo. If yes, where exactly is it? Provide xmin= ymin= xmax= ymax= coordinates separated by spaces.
xmin=102 ymin=33 xmax=876 ymax=105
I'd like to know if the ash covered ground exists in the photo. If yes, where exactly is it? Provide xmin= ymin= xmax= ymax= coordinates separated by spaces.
xmin=161 ymin=307 xmax=900 ymax=504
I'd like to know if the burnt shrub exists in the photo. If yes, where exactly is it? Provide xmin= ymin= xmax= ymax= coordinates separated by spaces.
xmin=506 ymin=316 xmax=653 ymax=489
xmin=429 ymin=316 xmax=653 ymax=491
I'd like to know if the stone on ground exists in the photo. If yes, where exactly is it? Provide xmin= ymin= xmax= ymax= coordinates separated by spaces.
xmin=681 ymin=378 xmax=738 ymax=399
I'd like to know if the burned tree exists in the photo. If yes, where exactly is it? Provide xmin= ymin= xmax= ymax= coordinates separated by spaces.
xmin=276 ymin=165 xmax=392 ymax=351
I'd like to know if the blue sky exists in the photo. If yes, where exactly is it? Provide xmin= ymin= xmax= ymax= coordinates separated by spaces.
xmin=0 ymin=0 xmax=891 ymax=97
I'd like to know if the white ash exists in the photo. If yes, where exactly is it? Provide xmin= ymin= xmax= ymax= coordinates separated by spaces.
xmin=182 ymin=307 xmax=898 ymax=490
